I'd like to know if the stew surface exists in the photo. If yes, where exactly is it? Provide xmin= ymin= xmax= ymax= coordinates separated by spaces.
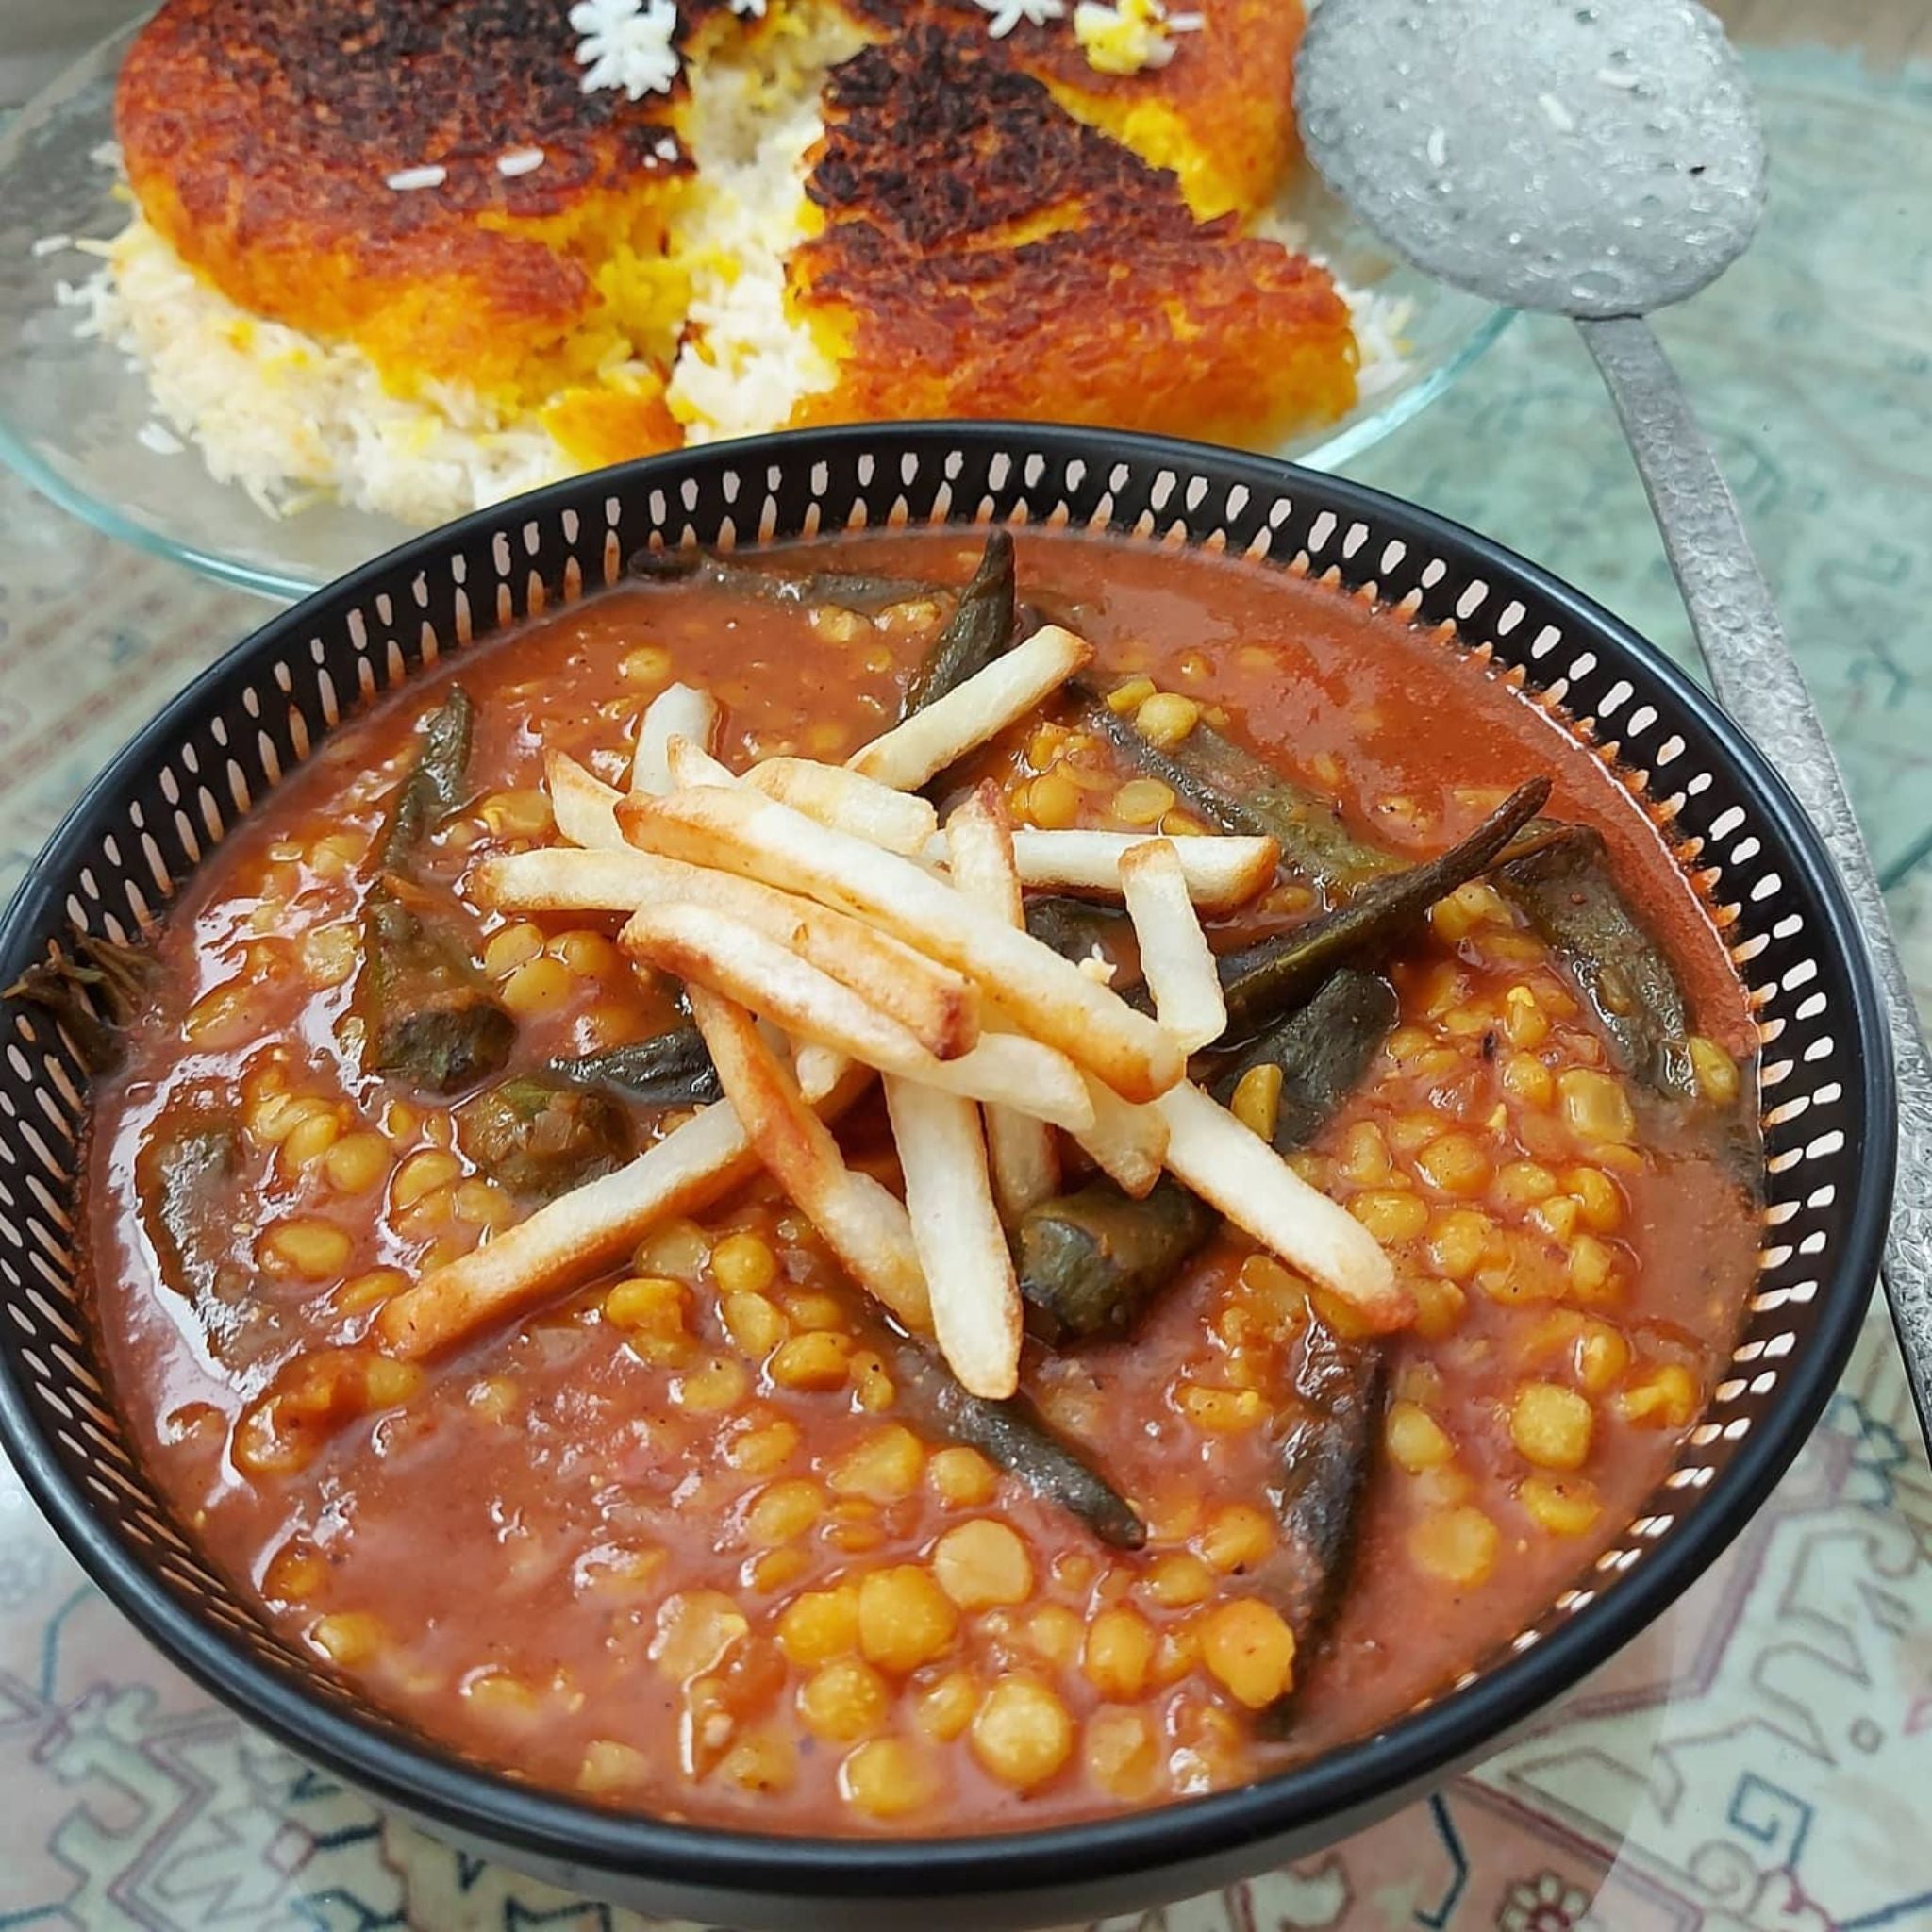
xmin=76 ymin=529 xmax=1760 ymax=1834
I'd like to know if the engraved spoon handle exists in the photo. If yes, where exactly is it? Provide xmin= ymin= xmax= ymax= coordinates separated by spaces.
xmin=1579 ymin=312 xmax=1931 ymax=1441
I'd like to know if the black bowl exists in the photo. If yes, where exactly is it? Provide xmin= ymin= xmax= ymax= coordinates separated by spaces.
xmin=0 ymin=425 xmax=1891 ymax=1929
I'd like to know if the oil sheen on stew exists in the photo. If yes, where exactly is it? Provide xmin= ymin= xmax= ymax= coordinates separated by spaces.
xmin=78 ymin=529 xmax=1760 ymax=1835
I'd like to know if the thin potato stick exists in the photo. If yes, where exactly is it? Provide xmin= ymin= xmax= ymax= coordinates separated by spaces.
xmin=622 ymin=903 xmax=1093 ymax=1129
xmin=926 ymin=827 xmax=1279 ymax=912
xmin=691 ymin=990 xmax=931 ymax=1332
xmin=665 ymin=735 xmax=738 ymax=789
xmin=944 ymin=784 xmax=1060 ymax=1218
xmin=1074 ymin=1074 xmax=1170 ymax=1198
xmin=631 ymin=683 xmax=720 ymax=796
xmin=1154 ymin=1080 xmax=1413 ymax=1332
xmin=475 ymin=847 xmax=980 ymax=1058
xmin=901 ymin=1034 xmax=1094 ymax=1132
xmin=547 ymin=751 xmax=626 ymax=850
xmin=625 ymin=900 xmax=928 ymax=1059
xmin=1120 ymin=839 xmax=1227 ymax=1053
xmin=943 ymin=788 xmax=1026 ymax=929
xmin=846 ymin=625 xmax=1093 ymax=791
xmin=666 ymin=740 xmax=939 ymax=858
xmin=793 ymin=1041 xmax=843 ymax=1095
xmin=742 ymin=758 xmax=939 ymax=857
xmin=884 ymin=1077 xmax=1021 ymax=1399
xmin=375 ymin=1051 xmax=868 ymax=1359
xmin=471 ymin=846 xmax=691 ymax=911
xmin=473 ymin=845 xmax=682 ymax=914
xmin=618 ymin=787 xmax=1182 ymax=1102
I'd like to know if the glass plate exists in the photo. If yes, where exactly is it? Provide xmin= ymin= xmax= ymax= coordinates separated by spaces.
xmin=0 ymin=24 xmax=1513 ymax=605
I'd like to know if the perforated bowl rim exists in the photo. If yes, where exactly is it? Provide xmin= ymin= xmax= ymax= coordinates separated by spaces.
xmin=0 ymin=423 xmax=1892 ymax=1915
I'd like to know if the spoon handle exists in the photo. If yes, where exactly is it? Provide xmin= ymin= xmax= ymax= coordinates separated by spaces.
xmin=1578 ymin=312 xmax=1930 ymax=1442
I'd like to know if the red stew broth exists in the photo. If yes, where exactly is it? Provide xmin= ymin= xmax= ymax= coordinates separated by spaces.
xmin=81 ymin=529 xmax=1760 ymax=1833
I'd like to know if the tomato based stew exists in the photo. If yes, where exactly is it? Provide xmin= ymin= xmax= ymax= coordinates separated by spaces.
xmin=74 ymin=529 xmax=1760 ymax=1834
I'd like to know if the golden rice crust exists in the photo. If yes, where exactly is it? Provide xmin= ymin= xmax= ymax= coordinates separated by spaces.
xmin=841 ymin=0 xmax=1306 ymax=217
xmin=793 ymin=26 xmax=1356 ymax=445
xmin=114 ymin=0 xmax=739 ymax=402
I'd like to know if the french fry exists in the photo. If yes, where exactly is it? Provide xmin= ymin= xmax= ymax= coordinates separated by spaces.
xmin=473 ymin=845 xmax=675 ymax=915
xmin=1074 ymin=1074 xmax=1170 ymax=1198
xmin=743 ymin=758 xmax=939 ymax=857
xmin=927 ymin=827 xmax=1279 ymax=912
xmin=909 ymin=1035 xmax=1093 ymax=1132
xmin=691 ymin=989 xmax=930 ymax=1332
xmin=631 ymin=682 xmax=720 ymax=796
xmin=547 ymin=751 xmax=626 ymax=851
xmin=1120 ymin=839 xmax=1227 ymax=1053
xmin=618 ymin=787 xmax=1183 ymax=1102
xmin=1154 ymin=1080 xmax=1412 ymax=1332
xmin=626 ymin=900 xmax=930 ymax=1062
xmin=622 ymin=902 xmax=1093 ymax=1128
xmin=884 ymin=1077 xmax=1021 ymax=1399
xmin=945 ymin=792 xmax=1024 ymax=928
xmin=792 ymin=1040 xmax=843 ymax=1096
xmin=476 ymin=846 xmax=980 ymax=1058
xmin=846 ymin=624 xmax=1093 ymax=791
xmin=944 ymin=784 xmax=1060 ymax=1219
xmin=665 ymin=735 xmax=738 ymax=789
xmin=375 ymin=1050 xmax=869 ymax=1358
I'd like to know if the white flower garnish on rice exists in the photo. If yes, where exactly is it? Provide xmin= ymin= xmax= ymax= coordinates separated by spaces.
xmin=975 ymin=0 xmax=1066 ymax=37
xmin=1073 ymin=0 xmax=1201 ymax=75
xmin=571 ymin=0 xmax=680 ymax=100
xmin=730 ymin=0 xmax=768 ymax=14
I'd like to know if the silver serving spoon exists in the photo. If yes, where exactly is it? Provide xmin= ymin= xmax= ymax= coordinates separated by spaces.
xmin=1297 ymin=0 xmax=1932 ymax=1442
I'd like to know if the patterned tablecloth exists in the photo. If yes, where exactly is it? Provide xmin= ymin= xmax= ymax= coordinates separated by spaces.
xmin=1 ymin=42 xmax=1929 ymax=1932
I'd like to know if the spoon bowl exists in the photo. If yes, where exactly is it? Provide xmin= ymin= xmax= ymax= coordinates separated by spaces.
xmin=1296 ymin=0 xmax=1768 ymax=316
